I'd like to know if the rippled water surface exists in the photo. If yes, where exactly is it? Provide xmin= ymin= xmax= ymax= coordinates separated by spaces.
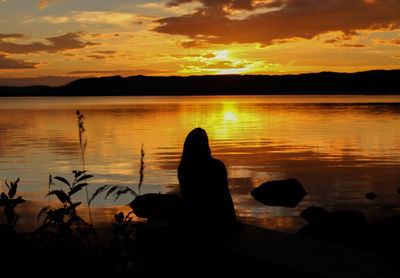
xmin=1 ymin=95 xmax=400 ymax=233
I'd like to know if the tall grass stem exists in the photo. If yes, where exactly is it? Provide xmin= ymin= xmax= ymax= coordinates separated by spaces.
xmin=77 ymin=110 xmax=93 ymax=226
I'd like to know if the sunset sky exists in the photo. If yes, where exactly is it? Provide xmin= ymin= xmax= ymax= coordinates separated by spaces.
xmin=1 ymin=0 xmax=400 ymax=86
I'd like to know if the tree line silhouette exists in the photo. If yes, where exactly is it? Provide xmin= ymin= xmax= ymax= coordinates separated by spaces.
xmin=1 ymin=69 xmax=400 ymax=96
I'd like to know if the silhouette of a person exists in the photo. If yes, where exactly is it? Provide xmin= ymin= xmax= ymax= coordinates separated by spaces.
xmin=178 ymin=128 xmax=236 ymax=233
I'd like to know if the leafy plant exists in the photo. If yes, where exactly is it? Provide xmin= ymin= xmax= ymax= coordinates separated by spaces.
xmin=112 ymin=211 xmax=136 ymax=250
xmin=0 ymin=178 xmax=25 ymax=227
xmin=89 ymin=184 xmax=137 ymax=204
xmin=106 ymin=211 xmax=140 ymax=274
xmin=89 ymin=144 xmax=145 ymax=204
xmin=38 ymin=171 xmax=92 ymax=237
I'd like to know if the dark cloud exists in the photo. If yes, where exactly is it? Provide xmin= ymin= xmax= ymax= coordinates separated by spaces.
xmin=0 ymin=34 xmax=27 ymax=40
xmin=0 ymin=31 xmax=99 ymax=54
xmin=170 ymin=52 xmax=216 ymax=58
xmin=155 ymin=0 xmax=400 ymax=46
xmin=86 ymin=55 xmax=108 ymax=60
xmin=0 ymin=54 xmax=38 ymax=69
xmin=340 ymin=43 xmax=366 ymax=48
xmin=67 ymin=69 xmax=170 ymax=75
xmin=86 ymin=50 xmax=117 ymax=59
xmin=202 ymin=60 xmax=248 ymax=69
xmin=202 ymin=53 xmax=216 ymax=58
xmin=92 ymin=50 xmax=117 ymax=55
xmin=168 ymin=0 xmax=283 ymax=10
xmin=0 ymin=76 xmax=79 ymax=86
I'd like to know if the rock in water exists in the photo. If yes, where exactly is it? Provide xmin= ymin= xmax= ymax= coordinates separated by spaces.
xmin=130 ymin=193 xmax=183 ymax=220
xmin=251 ymin=178 xmax=307 ymax=208
xmin=365 ymin=192 xmax=377 ymax=200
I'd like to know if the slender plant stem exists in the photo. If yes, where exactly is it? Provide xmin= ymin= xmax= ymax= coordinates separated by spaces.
xmin=138 ymin=143 xmax=144 ymax=195
xmin=77 ymin=110 xmax=93 ymax=226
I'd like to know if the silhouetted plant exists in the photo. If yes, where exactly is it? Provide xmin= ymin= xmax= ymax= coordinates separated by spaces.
xmin=0 ymin=178 xmax=25 ymax=228
xmin=138 ymin=143 xmax=144 ymax=195
xmin=89 ymin=184 xmax=138 ymax=204
xmin=89 ymin=144 xmax=145 ymax=204
xmin=112 ymin=211 xmax=136 ymax=252
xmin=76 ymin=110 xmax=93 ymax=225
xmin=38 ymin=171 xmax=92 ymax=238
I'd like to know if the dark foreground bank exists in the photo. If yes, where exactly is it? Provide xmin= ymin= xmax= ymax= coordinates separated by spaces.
xmin=2 ymin=214 xmax=400 ymax=278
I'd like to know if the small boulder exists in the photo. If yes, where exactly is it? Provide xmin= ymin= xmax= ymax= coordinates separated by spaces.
xmin=297 ymin=208 xmax=367 ymax=246
xmin=300 ymin=206 xmax=330 ymax=224
xmin=130 ymin=193 xmax=184 ymax=220
xmin=251 ymin=178 xmax=307 ymax=208
xmin=365 ymin=192 xmax=377 ymax=200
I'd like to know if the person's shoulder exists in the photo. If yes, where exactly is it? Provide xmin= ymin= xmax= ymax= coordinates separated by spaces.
xmin=210 ymin=157 xmax=226 ymax=170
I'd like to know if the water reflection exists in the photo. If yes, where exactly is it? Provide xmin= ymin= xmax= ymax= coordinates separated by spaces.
xmin=1 ymin=95 xmax=400 ymax=233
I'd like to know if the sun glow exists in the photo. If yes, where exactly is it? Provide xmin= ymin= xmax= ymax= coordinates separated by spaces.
xmin=223 ymin=111 xmax=238 ymax=121
xmin=212 ymin=50 xmax=229 ymax=59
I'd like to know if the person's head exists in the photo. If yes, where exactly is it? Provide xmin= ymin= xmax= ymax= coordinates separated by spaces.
xmin=180 ymin=128 xmax=211 ymax=163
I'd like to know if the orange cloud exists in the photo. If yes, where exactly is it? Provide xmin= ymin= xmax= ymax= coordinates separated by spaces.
xmin=38 ymin=0 xmax=66 ymax=10
xmin=0 ymin=34 xmax=27 ymax=40
xmin=155 ymin=0 xmax=400 ymax=46
xmin=0 ymin=54 xmax=38 ymax=69
xmin=0 ymin=31 xmax=99 ymax=54
xmin=376 ymin=34 xmax=400 ymax=45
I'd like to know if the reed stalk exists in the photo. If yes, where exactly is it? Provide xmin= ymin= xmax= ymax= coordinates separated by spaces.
xmin=138 ymin=143 xmax=144 ymax=195
xmin=76 ymin=110 xmax=93 ymax=225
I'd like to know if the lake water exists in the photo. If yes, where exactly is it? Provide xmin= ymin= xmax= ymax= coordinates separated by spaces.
xmin=1 ymin=95 xmax=400 ymax=233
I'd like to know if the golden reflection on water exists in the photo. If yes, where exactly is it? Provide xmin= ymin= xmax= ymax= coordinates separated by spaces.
xmin=2 ymin=95 xmax=400 ymax=233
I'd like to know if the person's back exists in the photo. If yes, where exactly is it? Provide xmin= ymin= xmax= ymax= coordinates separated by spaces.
xmin=178 ymin=128 xmax=236 ymax=233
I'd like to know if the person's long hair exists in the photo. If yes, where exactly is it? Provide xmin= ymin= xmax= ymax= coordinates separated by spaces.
xmin=179 ymin=128 xmax=211 ymax=167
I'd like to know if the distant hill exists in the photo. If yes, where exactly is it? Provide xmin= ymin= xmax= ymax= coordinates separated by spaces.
xmin=1 ymin=70 xmax=400 ymax=96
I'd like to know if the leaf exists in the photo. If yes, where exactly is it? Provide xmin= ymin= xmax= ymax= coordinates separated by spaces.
xmin=113 ymin=187 xmax=137 ymax=201
xmin=1 ymin=192 xmax=8 ymax=202
xmin=54 ymin=176 xmax=71 ymax=188
xmin=69 ymin=183 xmax=88 ymax=196
xmin=10 ymin=196 xmax=25 ymax=207
xmin=89 ymin=184 xmax=112 ymax=204
xmin=73 ymin=170 xmax=86 ymax=179
xmin=75 ymin=174 xmax=93 ymax=184
xmin=66 ymin=202 xmax=81 ymax=214
xmin=115 ymin=212 xmax=124 ymax=224
xmin=105 ymin=186 xmax=119 ymax=200
xmin=71 ymin=202 xmax=81 ymax=209
xmin=48 ymin=190 xmax=71 ymax=205
xmin=8 ymin=183 xmax=17 ymax=199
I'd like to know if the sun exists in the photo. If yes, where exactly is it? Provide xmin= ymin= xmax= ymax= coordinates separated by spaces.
xmin=212 ymin=50 xmax=229 ymax=59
